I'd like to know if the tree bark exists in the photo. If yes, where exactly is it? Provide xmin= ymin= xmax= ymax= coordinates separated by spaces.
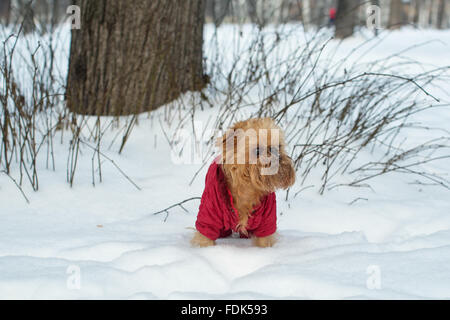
xmin=388 ymin=0 xmax=404 ymax=29
xmin=66 ymin=0 xmax=207 ymax=116
xmin=335 ymin=0 xmax=357 ymax=39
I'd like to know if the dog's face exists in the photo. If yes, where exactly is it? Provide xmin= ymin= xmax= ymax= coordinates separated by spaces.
xmin=218 ymin=118 xmax=296 ymax=193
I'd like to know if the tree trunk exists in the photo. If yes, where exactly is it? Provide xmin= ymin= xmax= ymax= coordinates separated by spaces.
xmin=51 ymin=0 xmax=60 ymax=26
xmin=388 ymin=0 xmax=403 ymax=29
xmin=418 ymin=0 xmax=433 ymax=28
xmin=444 ymin=0 xmax=450 ymax=28
xmin=0 ymin=0 xmax=12 ymax=25
xmin=335 ymin=0 xmax=357 ymax=39
xmin=66 ymin=0 xmax=207 ymax=116
xmin=208 ymin=0 xmax=231 ymax=27
xmin=246 ymin=0 xmax=262 ymax=26
xmin=16 ymin=0 xmax=36 ymax=34
xmin=408 ymin=0 xmax=420 ymax=26
xmin=434 ymin=0 xmax=445 ymax=29
xmin=302 ymin=0 xmax=311 ymax=29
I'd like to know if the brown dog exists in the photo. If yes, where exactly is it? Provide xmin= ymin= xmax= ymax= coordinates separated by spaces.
xmin=191 ymin=118 xmax=296 ymax=248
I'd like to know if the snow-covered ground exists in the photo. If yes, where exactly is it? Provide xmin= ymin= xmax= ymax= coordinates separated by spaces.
xmin=1 ymin=25 xmax=450 ymax=299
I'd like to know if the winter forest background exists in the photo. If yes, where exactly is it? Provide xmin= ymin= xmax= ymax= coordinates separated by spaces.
xmin=2 ymin=1 xmax=450 ymax=30
xmin=0 ymin=0 xmax=450 ymax=299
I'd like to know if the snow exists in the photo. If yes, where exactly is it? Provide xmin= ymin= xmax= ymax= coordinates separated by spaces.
xmin=1 ymin=24 xmax=450 ymax=299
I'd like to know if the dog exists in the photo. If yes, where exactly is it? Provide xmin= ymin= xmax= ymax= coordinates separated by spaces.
xmin=191 ymin=118 xmax=296 ymax=248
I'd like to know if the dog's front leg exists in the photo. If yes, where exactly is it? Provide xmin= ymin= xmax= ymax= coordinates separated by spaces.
xmin=191 ymin=231 xmax=215 ymax=247
xmin=253 ymin=234 xmax=277 ymax=248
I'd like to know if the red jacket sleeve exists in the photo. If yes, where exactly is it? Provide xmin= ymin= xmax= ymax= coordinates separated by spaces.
xmin=195 ymin=205 xmax=222 ymax=241
xmin=252 ymin=193 xmax=277 ymax=238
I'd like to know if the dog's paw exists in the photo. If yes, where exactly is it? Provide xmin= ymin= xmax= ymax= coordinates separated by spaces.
xmin=253 ymin=234 xmax=277 ymax=248
xmin=191 ymin=231 xmax=215 ymax=247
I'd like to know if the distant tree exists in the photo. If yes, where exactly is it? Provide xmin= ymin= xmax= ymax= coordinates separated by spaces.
xmin=278 ymin=0 xmax=291 ymax=24
xmin=246 ymin=0 xmax=259 ymax=25
xmin=434 ymin=0 xmax=446 ymax=29
xmin=302 ymin=0 xmax=311 ymax=28
xmin=17 ymin=0 xmax=35 ymax=33
xmin=207 ymin=0 xmax=231 ymax=27
xmin=418 ymin=0 xmax=433 ymax=28
xmin=0 ymin=0 xmax=11 ymax=25
xmin=388 ymin=0 xmax=404 ymax=29
xmin=444 ymin=0 xmax=450 ymax=28
xmin=51 ymin=0 xmax=60 ymax=26
xmin=67 ymin=0 xmax=208 ymax=116
xmin=314 ymin=0 xmax=328 ymax=27
xmin=408 ymin=0 xmax=420 ymax=26
xmin=335 ymin=0 xmax=357 ymax=39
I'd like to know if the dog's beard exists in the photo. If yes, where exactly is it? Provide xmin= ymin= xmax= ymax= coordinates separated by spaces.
xmin=244 ymin=155 xmax=296 ymax=194
xmin=221 ymin=145 xmax=296 ymax=195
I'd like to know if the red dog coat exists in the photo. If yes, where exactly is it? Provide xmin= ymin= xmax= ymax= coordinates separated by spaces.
xmin=195 ymin=158 xmax=277 ymax=241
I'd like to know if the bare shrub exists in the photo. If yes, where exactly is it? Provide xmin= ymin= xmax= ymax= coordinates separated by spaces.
xmin=194 ymin=24 xmax=450 ymax=195
xmin=1 ymin=18 xmax=449 ymax=201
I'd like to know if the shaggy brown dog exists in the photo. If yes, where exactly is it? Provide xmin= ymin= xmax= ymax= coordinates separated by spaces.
xmin=191 ymin=118 xmax=296 ymax=248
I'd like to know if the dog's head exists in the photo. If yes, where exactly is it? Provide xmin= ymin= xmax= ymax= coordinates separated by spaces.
xmin=218 ymin=118 xmax=296 ymax=193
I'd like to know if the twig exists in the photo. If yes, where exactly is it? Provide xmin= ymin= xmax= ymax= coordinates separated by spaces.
xmin=348 ymin=197 xmax=368 ymax=206
xmin=152 ymin=197 xmax=201 ymax=216
xmin=1 ymin=170 xmax=30 ymax=204
xmin=79 ymin=139 xmax=142 ymax=191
